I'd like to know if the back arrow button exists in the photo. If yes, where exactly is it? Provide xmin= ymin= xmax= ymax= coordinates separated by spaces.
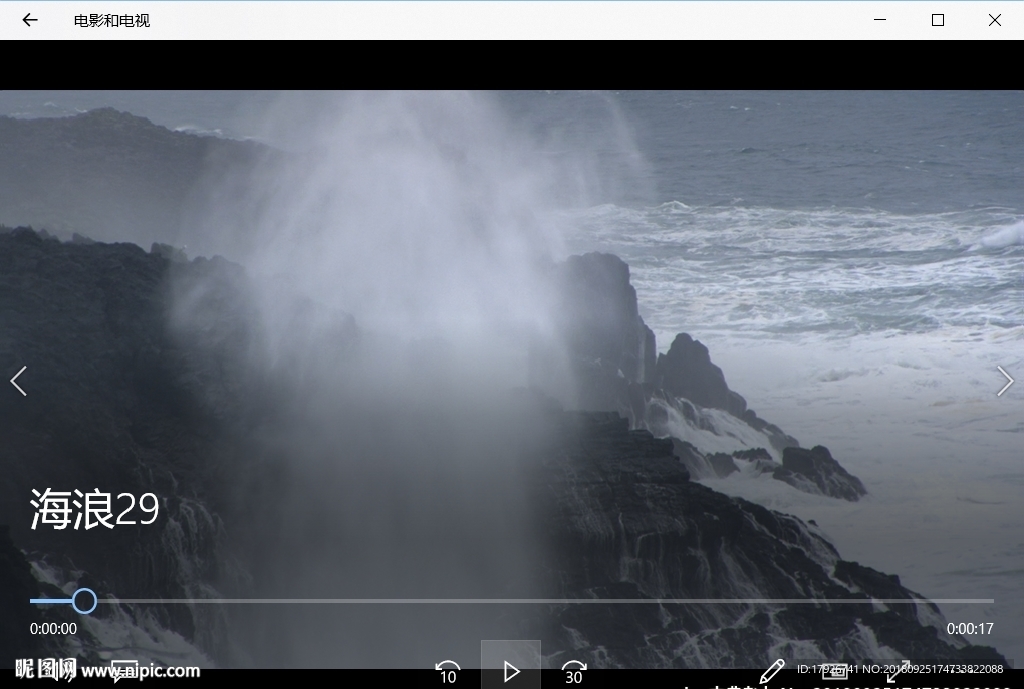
xmin=24 ymin=13 xmax=38 ymax=26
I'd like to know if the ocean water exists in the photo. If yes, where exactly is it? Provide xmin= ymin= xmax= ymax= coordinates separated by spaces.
xmin=2 ymin=90 xmax=1022 ymax=663
xmin=544 ymin=91 xmax=1024 ymax=663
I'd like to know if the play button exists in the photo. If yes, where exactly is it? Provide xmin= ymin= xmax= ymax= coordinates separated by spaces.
xmin=481 ymin=640 xmax=540 ymax=689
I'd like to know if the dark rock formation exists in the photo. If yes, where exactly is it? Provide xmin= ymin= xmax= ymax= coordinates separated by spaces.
xmin=667 ymin=439 xmax=739 ymax=480
xmin=733 ymin=447 xmax=772 ymax=461
xmin=773 ymin=446 xmax=868 ymax=502
xmin=0 ymin=227 xmax=262 ymax=659
xmin=657 ymin=332 xmax=741 ymax=414
xmin=556 ymin=253 xmax=656 ymax=386
xmin=151 ymin=242 xmax=188 ymax=263
xmin=707 ymin=452 xmax=740 ymax=478
xmin=730 ymin=447 xmax=780 ymax=477
xmin=667 ymin=438 xmax=710 ymax=479
xmin=538 ymin=253 xmax=799 ymax=458
xmin=656 ymin=332 xmax=799 ymax=452
xmin=536 ymin=251 xmax=859 ymax=498
xmin=529 ymin=411 xmax=1005 ymax=668
xmin=663 ymin=437 xmax=867 ymax=503
xmin=532 ymin=252 xmax=655 ymax=426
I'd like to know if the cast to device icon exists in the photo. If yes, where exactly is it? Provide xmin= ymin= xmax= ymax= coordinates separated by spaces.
xmin=822 ymin=663 xmax=849 ymax=680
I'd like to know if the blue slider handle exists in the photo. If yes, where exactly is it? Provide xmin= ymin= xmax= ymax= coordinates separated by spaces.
xmin=30 ymin=587 xmax=98 ymax=615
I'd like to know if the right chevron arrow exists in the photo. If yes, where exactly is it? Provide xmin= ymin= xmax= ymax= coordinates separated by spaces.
xmin=997 ymin=366 xmax=1014 ymax=397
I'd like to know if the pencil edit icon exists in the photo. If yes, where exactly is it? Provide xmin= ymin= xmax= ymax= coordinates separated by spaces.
xmin=760 ymin=659 xmax=785 ymax=684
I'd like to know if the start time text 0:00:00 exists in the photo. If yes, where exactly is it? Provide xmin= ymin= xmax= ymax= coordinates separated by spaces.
xmin=30 ymin=623 xmax=77 ymax=635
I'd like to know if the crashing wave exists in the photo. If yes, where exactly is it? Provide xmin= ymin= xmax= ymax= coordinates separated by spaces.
xmin=979 ymin=220 xmax=1024 ymax=249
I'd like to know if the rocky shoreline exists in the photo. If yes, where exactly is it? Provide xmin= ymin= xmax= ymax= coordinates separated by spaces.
xmin=0 ymin=110 xmax=1007 ymax=668
xmin=538 ymin=251 xmax=866 ymax=502
xmin=0 ymin=227 xmax=1005 ymax=668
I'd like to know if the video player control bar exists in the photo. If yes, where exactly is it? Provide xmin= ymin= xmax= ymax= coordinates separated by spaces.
xmin=2 ymin=2 xmax=1020 ymax=39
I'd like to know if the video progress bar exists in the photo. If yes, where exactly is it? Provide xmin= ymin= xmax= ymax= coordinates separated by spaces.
xmin=100 ymin=598 xmax=995 ymax=604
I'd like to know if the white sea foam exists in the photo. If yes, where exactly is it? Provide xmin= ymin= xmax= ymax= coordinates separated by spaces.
xmin=560 ymin=204 xmax=1024 ymax=347
xmin=979 ymin=221 xmax=1024 ymax=249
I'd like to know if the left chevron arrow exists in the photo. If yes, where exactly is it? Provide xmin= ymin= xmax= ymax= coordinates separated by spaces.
xmin=10 ymin=366 xmax=26 ymax=396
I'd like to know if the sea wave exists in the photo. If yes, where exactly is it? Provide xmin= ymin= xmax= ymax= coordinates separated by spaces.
xmin=558 ymin=203 xmax=1024 ymax=343
xmin=978 ymin=220 xmax=1024 ymax=249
